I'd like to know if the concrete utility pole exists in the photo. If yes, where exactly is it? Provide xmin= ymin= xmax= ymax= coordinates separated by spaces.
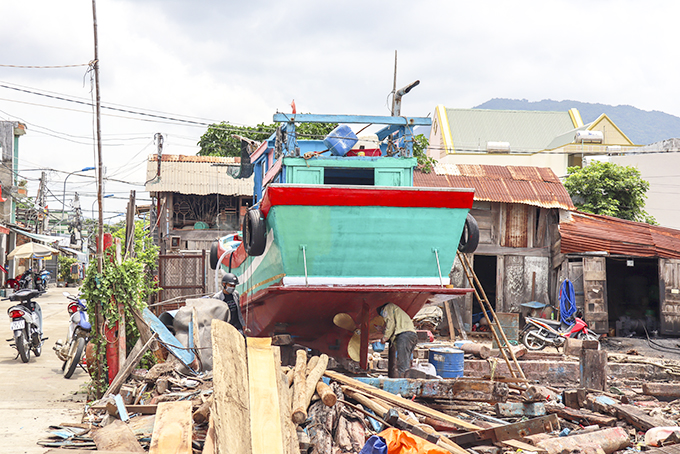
xmin=36 ymin=171 xmax=46 ymax=234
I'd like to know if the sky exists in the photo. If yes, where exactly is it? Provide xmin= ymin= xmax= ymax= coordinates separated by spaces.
xmin=0 ymin=0 xmax=678 ymax=223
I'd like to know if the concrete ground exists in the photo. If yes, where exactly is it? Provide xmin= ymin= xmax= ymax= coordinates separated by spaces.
xmin=0 ymin=286 xmax=88 ymax=454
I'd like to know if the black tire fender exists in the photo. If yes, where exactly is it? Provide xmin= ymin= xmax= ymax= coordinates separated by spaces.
xmin=458 ymin=212 xmax=480 ymax=253
xmin=243 ymin=209 xmax=266 ymax=256
xmin=209 ymin=240 xmax=220 ymax=270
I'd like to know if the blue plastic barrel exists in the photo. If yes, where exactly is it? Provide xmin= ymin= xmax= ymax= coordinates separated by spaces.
xmin=428 ymin=347 xmax=464 ymax=378
xmin=324 ymin=125 xmax=358 ymax=156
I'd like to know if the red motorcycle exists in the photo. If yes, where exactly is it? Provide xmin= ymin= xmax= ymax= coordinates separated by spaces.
xmin=521 ymin=314 xmax=599 ymax=351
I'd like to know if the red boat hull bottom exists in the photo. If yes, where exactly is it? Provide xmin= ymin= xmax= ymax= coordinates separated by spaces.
xmin=241 ymin=285 xmax=471 ymax=363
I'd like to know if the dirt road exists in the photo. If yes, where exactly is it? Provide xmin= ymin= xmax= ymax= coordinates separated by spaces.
xmin=0 ymin=286 xmax=88 ymax=454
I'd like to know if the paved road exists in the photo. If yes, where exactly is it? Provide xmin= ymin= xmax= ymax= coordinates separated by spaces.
xmin=0 ymin=286 xmax=88 ymax=454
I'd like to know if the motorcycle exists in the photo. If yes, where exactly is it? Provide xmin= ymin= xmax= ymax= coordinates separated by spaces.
xmin=521 ymin=313 xmax=599 ymax=351
xmin=35 ymin=269 xmax=51 ymax=292
xmin=6 ymin=288 xmax=46 ymax=362
xmin=7 ymin=269 xmax=33 ymax=291
xmin=53 ymin=292 xmax=91 ymax=378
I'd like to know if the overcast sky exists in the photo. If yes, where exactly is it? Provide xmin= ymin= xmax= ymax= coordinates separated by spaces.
xmin=0 ymin=0 xmax=678 ymax=220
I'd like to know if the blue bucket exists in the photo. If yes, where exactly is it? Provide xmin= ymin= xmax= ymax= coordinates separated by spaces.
xmin=428 ymin=348 xmax=464 ymax=378
xmin=323 ymin=125 xmax=358 ymax=156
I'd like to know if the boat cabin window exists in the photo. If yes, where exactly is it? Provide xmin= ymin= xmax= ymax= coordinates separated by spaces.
xmin=323 ymin=167 xmax=375 ymax=186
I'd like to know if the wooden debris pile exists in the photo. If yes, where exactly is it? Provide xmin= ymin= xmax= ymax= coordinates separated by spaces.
xmin=39 ymin=317 xmax=680 ymax=454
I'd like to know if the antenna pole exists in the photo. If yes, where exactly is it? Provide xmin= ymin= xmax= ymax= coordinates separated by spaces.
xmin=390 ymin=50 xmax=397 ymax=116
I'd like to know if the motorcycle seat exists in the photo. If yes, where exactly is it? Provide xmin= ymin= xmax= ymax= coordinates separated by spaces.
xmin=526 ymin=317 xmax=562 ymax=328
xmin=9 ymin=289 xmax=40 ymax=302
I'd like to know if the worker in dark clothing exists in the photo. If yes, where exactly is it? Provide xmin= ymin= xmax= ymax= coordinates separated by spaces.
xmin=213 ymin=273 xmax=246 ymax=334
xmin=378 ymin=302 xmax=418 ymax=377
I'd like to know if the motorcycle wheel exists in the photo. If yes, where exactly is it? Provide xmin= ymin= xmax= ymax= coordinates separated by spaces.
xmin=577 ymin=331 xmax=599 ymax=342
xmin=32 ymin=332 xmax=42 ymax=357
xmin=64 ymin=337 xmax=86 ymax=379
xmin=14 ymin=329 xmax=31 ymax=363
xmin=522 ymin=328 xmax=546 ymax=351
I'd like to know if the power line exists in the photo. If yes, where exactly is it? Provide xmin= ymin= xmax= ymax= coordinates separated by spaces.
xmin=0 ymin=62 xmax=93 ymax=69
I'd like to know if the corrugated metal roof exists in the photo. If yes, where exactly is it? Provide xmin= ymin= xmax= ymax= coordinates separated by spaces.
xmin=445 ymin=108 xmax=576 ymax=153
xmin=559 ymin=211 xmax=680 ymax=259
xmin=414 ymin=164 xmax=575 ymax=210
xmin=145 ymin=154 xmax=253 ymax=196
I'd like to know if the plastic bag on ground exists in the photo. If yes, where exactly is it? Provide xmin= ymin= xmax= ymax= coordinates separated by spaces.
xmin=360 ymin=435 xmax=387 ymax=454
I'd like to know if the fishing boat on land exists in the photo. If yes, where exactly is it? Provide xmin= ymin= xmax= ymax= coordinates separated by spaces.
xmin=210 ymin=105 xmax=477 ymax=368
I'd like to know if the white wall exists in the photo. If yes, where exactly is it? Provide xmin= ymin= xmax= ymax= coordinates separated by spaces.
xmin=611 ymin=152 xmax=680 ymax=229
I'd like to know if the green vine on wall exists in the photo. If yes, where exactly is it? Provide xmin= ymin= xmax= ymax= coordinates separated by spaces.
xmin=80 ymin=220 xmax=160 ymax=397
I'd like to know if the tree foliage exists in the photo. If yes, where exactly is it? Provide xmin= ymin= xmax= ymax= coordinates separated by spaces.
xmin=412 ymin=134 xmax=437 ymax=173
xmin=564 ymin=161 xmax=656 ymax=224
xmin=80 ymin=219 xmax=160 ymax=396
xmin=197 ymin=121 xmax=338 ymax=157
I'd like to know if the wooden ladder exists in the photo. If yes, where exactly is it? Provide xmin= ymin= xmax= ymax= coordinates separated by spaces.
xmin=456 ymin=250 xmax=527 ymax=386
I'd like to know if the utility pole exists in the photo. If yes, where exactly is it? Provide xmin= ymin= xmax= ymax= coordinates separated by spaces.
xmin=92 ymin=0 xmax=105 ymax=394
xmin=36 ymin=171 xmax=46 ymax=234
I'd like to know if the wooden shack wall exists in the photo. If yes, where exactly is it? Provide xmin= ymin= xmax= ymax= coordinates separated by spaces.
xmin=462 ymin=203 xmax=555 ymax=316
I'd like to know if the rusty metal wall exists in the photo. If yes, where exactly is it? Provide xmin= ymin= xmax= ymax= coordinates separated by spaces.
xmin=504 ymin=204 xmax=528 ymax=248
xmin=157 ymin=251 xmax=206 ymax=314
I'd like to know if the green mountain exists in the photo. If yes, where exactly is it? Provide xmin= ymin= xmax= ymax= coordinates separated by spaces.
xmin=474 ymin=98 xmax=680 ymax=146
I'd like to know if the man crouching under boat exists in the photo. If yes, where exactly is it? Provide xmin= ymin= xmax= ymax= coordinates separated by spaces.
xmin=213 ymin=273 xmax=246 ymax=335
xmin=378 ymin=303 xmax=418 ymax=377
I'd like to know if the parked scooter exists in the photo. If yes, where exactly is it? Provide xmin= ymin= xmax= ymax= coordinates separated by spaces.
xmin=35 ymin=269 xmax=51 ymax=292
xmin=6 ymin=288 xmax=46 ymax=362
xmin=7 ymin=269 xmax=33 ymax=291
xmin=521 ymin=313 xmax=599 ymax=351
xmin=53 ymin=292 xmax=91 ymax=378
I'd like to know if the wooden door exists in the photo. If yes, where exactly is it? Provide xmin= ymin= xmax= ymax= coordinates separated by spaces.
xmin=582 ymin=257 xmax=608 ymax=334
xmin=659 ymin=258 xmax=680 ymax=335
xmin=567 ymin=260 xmax=585 ymax=312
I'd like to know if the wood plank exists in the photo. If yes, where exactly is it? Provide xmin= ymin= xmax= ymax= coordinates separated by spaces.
xmin=247 ymin=337 xmax=284 ymax=454
xmin=545 ymin=403 xmax=616 ymax=426
xmin=273 ymin=346 xmax=298 ymax=454
xmin=612 ymin=403 xmax=676 ymax=431
xmin=44 ymin=451 xmax=143 ymax=454
xmin=642 ymin=382 xmax=680 ymax=399
xmin=325 ymin=370 xmax=482 ymax=431
xmin=212 ymin=320 xmax=252 ymax=454
xmin=149 ymin=401 xmax=193 ymax=454
xmin=91 ymin=404 xmax=159 ymax=414
xmin=580 ymin=350 xmax=607 ymax=391
xmin=91 ymin=419 xmax=144 ymax=452
xmin=503 ymin=439 xmax=547 ymax=453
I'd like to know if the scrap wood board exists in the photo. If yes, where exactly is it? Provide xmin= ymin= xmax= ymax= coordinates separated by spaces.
xmin=149 ymin=401 xmax=193 ymax=454
xmin=324 ymin=370 xmax=481 ymax=431
xmin=247 ymin=337 xmax=285 ymax=454
xmin=212 ymin=320 xmax=252 ymax=454
xmin=91 ymin=419 xmax=144 ymax=452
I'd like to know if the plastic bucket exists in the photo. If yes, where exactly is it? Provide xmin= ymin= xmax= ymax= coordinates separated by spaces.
xmin=323 ymin=125 xmax=358 ymax=156
xmin=428 ymin=347 xmax=464 ymax=378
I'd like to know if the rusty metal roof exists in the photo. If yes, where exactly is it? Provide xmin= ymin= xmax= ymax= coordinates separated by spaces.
xmin=559 ymin=211 xmax=680 ymax=259
xmin=414 ymin=163 xmax=575 ymax=210
xmin=145 ymin=154 xmax=253 ymax=196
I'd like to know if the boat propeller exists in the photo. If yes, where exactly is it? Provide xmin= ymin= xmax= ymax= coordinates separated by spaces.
xmin=332 ymin=312 xmax=385 ymax=362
